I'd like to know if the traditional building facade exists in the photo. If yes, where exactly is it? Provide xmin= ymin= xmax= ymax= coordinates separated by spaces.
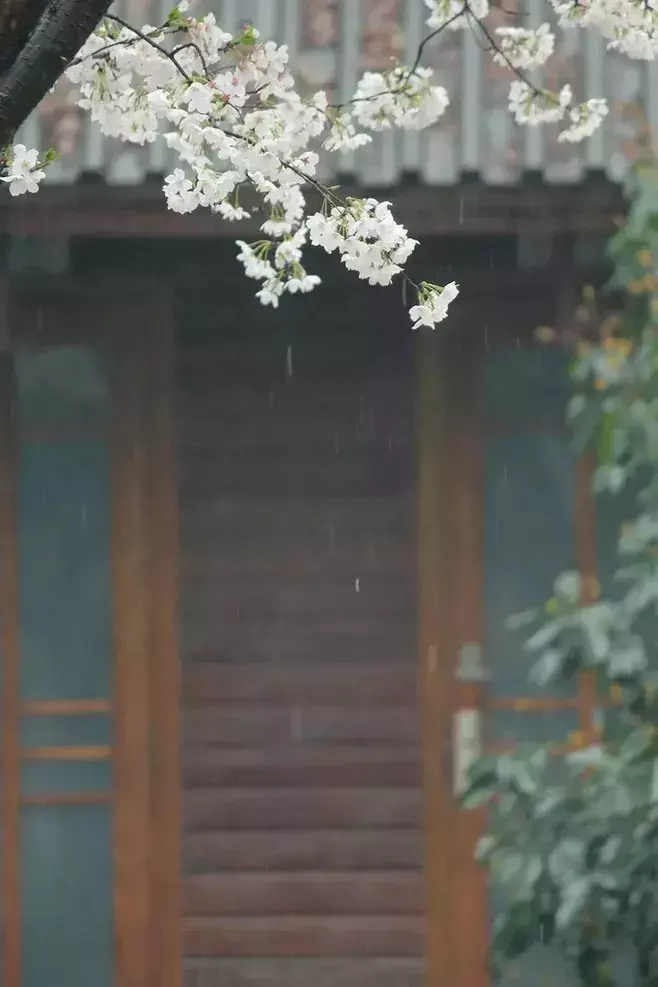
xmin=0 ymin=3 xmax=645 ymax=987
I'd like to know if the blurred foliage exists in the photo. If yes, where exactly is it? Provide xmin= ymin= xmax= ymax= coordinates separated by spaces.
xmin=463 ymin=144 xmax=658 ymax=985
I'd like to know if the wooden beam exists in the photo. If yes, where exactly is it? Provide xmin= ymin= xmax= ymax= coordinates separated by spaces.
xmin=0 ymin=178 xmax=625 ymax=238
xmin=111 ymin=300 xmax=151 ymax=987
xmin=21 ymin=698 xmax=112 ymax=715
xmin=143 ymin=291 xmax=182 ymax=987
xmin=448 ymin=336 xmax=488 ymax=987
xmin=417 ymin=328 xmax=452 ymax=987
xmin=21 ymin=745 xmax=111 ymax=760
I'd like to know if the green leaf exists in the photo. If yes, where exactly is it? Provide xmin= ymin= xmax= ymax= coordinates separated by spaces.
xmin=619 ymin=726 xmax=652 ymax=764
xmin=555 ymin=876 xmax=591 ymax=929
xmin=461 ymin=782 xmax=496 ymax=810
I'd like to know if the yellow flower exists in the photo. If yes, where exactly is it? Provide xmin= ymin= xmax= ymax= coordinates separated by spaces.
xmin=568 ymin=729 xmax=586 ymax=748
xmin=600 ymin=315 xmax=620 ymax=338
xmin=644 ymin=273 xmax=657 ymax=291
xmin=512 ymin=698 xmax=532 ymax=712
xmin=535 ymin=324 xmax=556 ymax=343
xmin=594 ymin=377 xmax=608 ymax=391
xmin=583 ymin=575 xmax=601 ymax=601
xmin=629 ymin=278 xmax=644 ymax=294
xmin=610 ymin=684 xmax=624 ymax=702
xmin=638 ymin=248 xmax=653 ymax=267
xmin=545 ymin=597 xmax=559 ymax=614
xmin=582 ymin=284 xmax=596 ymax=301
xmin=602 ymin=337 xmax=633 ymax=357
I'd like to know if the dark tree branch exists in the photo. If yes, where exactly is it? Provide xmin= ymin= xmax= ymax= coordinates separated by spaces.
xmin=0 ymin=0 xmax=114 ymax=151
xmin=0 ymin=0 xmax=49 ymax=77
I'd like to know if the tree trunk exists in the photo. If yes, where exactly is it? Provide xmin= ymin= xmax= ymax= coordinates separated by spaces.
xmin=0 ymin=0 xmax=114 ymax=154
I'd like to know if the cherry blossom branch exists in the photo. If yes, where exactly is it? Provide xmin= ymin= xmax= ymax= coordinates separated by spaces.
xmin=0 ymin=0 xmax=627 ymax=326
xmin=106 ymin=12 xmax=193 ymax=82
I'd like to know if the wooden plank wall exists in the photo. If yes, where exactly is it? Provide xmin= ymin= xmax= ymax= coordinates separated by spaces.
xmin=177 ymin=267 xmax=423 ymax=987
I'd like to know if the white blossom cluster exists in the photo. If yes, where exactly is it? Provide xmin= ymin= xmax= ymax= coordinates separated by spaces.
xmin=350 ymin=66 xmax=449 ymax=133
xmin=54 ymin=4 xmax=451 ymax=327
xmin=493 ymin=23 xmax=555 ymax=70
xmin=306 ymin=198 xmax=418 ymax=285
xmin=5 ymin=0 xmax=658 ymax=326
xmin=0 ymin=144 xmax=45 ymax=195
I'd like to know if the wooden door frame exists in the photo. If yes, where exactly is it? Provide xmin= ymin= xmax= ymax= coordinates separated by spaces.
xmin=0 ymin=275 xmax=181 ymax=987
xmin=418 ymin=281 xmax=601 ymax=987
xmin=417 ymin=325 xmax=487 ymax=987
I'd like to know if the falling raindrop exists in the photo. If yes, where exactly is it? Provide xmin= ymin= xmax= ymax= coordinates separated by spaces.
xmin=355 ymin=578 xmax=360 ymax=593
xmin=285 ymin=344 xmax=293 ymax=380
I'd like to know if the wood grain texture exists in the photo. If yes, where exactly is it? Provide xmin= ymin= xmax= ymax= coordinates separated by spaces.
xmin=184 ymin=661 xmax=416 ymax=706
xmin=143 ymin=293 xmax=182 ymax=987
xmin=178 ymin=295 xmax=422 ymax=981
xmin=184 ymin=788 xmax=423 ymax=832
xmin=21 ymin=745 xmax=111 ymax=760
xmin=183 ymin=872 xmax=424 ymax=916
xmin=21 ymin=698 xmax=112 ymax=715
xmin=185 ymin=830 xmax=422 ymax=873
xmin=183 ymin=916 xmax=425 ymax=957
xmin=183 ymin=746 xmax=422 ymax=789
xmin=417 ymin=329 xmax=452 ymax=987
xmin=111 ymin=302 xmax=151 ymax=987
xmin=447 ymin=338 xmax=489 ymax=987
xmin=182 ymin=957 xmax=425 ymax=987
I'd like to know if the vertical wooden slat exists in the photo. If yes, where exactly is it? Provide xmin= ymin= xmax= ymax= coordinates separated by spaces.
xmin=338 ymin=0 xmax=362 ymax=177
xmin=144 ymin=298 xmax=182 ymax=987
xmin=523 ymin=0 xmax=544 ymax=172
xmin=417 ymin=330 xmax=451 ymax=987
xmin=460 ymin=30 xmax=482 ymax=173
xmin=112 ymin=302 xmax=151 ymax=987
xmin=584 ymin=33 xmax=605 ymax=170
xmin=449 ymin=338 xmax=489 ymax=987
xmin=0 ymin=338 xmax=20 ymax=987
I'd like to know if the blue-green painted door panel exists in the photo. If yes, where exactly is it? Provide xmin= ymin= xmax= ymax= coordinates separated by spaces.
xmin=10 ymin=344 xmax=115 ymax=987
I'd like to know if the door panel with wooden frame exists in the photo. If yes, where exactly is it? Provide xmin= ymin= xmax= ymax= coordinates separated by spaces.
xmin=0 ymin=280 xmax=180 ymax=987
xmin=419 ymin=300 xmax=618 ymax=987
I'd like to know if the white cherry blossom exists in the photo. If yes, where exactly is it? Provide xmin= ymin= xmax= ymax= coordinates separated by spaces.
xmin=409 ymin=282 xmax=460 ymax=330
xmin=0 ymin=144 xmax=46 ymax=195
xmin=508 ymin=80 xmax=573 ymax=126
xmin=6 ymin=0 xmax=658 ymax=329
xmin=494 ymin=23 xmax=555 ymax=70
xmin=558 ymin=98 xmax=610 ymax=142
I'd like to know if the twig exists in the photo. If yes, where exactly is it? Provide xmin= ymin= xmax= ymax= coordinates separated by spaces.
xmin=106 ymin=13 xmax=193 ymax=82
xmin=171 ymin=41 xmax=211 ymax=77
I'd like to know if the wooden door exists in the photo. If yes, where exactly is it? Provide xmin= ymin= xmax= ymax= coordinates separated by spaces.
xmin=419 ymin=290 xmax=609 ymax=987
xmin=0 ymin=279 xmax=180 ymax=987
